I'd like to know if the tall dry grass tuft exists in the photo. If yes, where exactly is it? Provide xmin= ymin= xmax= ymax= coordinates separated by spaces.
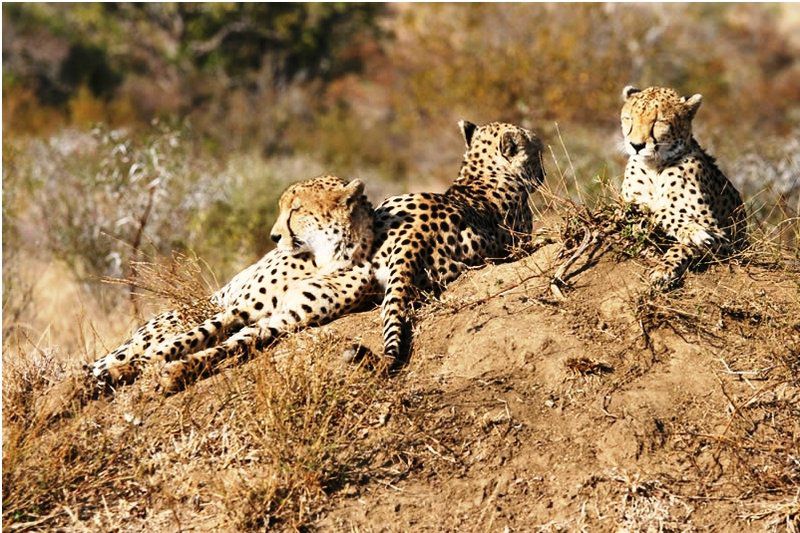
xmin=221 ymin=335 xmax=390 ymax=529
xmin=103 ymin=251 xmax=221 ymax=324
xmin=2 ymin=341 xmax=70 ymax=429
xmin=2 ymin=324 xmax=146 ymax=529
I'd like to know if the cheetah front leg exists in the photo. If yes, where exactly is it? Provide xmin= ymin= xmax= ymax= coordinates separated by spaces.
xmin=650 ymin=221 xmax=723 ymax=288
xmin=649 ymin=243 xmax=696 ymax=288
xmin=377 ymin=255 xmax=465 ymax=366
xmin=90 ymin=309 xmax=190 ymax=385
xmin=151 ymin=306 xmax=248 ymax=363
xmin=157 ymin=264 xmax=374 ymax=394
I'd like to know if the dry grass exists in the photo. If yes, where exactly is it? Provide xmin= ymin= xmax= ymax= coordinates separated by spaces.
xmin=2 ymin=331 xmax=387 ymax=530
xmin=102 ymin=251 xmax=222 ymax=325
xmin=3 ymin=251 xmax=393 ymax=529
xmin=1 ymin=248 xmax=481 ymax=530
xmin=3 ymin=320 xmax=522 ymax=530
xmin=222 ymin=337 xmax=391 ymax=530
xmin=634 ymin=278 xmax=800 ymax=506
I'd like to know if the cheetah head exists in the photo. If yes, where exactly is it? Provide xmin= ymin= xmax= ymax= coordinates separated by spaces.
xmin=621 ymin=86 xmax=702 ymax=164
xmin=458 ymin=120 xmax=545 ymax=189
xmin=270 ymin=175 xmax=374 ymax=268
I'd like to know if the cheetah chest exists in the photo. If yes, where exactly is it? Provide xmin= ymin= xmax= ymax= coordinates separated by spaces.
xmin=625 ymin=159 xmax=695 ymax=215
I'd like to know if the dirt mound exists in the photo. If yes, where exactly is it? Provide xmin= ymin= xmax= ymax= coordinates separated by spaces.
xmin=317 ymin=243 xmax=799 ymax=531
xmin=4 ymin=237 xmax=799 ymax=531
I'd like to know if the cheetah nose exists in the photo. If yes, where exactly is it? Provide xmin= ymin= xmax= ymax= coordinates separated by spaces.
xmin=270 ymin=233 xmax=281 ymax=243
xmin=630 ymin=142 xmax=646 ymax=153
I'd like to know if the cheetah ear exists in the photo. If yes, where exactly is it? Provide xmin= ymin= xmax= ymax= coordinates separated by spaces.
xmin=341 ymin=179 xmax=365 ymax=206
xmin=458 ymin=120 xmax=477 ymax=148
xmin=622 ymin=85 xmax=641 ymax=100
xmin=682 ymin=93 xmax=703 ymax=119
xmin=500 ymin=131 xmax=519 ymax=160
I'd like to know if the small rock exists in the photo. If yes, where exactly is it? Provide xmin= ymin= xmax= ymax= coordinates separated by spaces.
xmin=376 ymin=402 xmax=391 ymax=426
xmin=341 ymin=346 xmax=358 ymax=363
xmin=123 ymin=413 xmax=142 ymax=426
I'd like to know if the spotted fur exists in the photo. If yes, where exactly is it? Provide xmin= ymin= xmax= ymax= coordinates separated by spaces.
xmin=620 ymin=86 xmax=746 ymax=287
xmin=370 ymin=121 xmax=545 ymax=363
xmin=89 ymin=175 xmax=375 ymax=393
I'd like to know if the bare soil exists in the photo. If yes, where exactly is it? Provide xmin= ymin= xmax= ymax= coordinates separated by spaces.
xmin=317 ymin=244 xmax=799 ymax=531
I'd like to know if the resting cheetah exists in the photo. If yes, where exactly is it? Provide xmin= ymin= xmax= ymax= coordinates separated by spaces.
xmin=89 ymin=176 xmax=375 ymax=393
xmin=369 ymin=120 xmax=545 ymax=363
xmin=620 ymin=85 xmax=746 ymax=287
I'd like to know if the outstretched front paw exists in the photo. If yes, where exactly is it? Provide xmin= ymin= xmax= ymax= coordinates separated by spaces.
xmin=157 ymin=361 xmax=190 ymax=396
xmin=87 ymin=359 xmax=139 ymax=386
xmin=648 ymin=264 xmax=680 ymax=290
xmin=677 ymin=224 xmax=720 ymax=249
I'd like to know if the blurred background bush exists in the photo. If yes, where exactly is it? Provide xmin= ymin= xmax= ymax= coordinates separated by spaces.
xmin=3 ymin=4 xmax=799 ymax=332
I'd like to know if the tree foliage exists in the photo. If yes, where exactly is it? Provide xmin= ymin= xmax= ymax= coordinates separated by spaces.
xmin=3 ymin=3 xmax=385 ymax=132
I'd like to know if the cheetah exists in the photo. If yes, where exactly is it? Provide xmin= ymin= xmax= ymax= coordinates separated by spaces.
xmin=367 ymin=120 xmax=545 ymax=364
xmin=89 ymin=175 xmax=375 ymax=393
xmin=620 ymin=85 xmax=746 ymax=287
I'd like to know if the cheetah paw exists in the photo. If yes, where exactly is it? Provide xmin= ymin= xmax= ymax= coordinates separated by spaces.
xmin=375 ymin=354 xmax=403 ymax=376
xmin=689 ymin=229 xmax=715 ymax=248
xmin=87 ymin=361 xmax=139 ymax=386
xmin=648 ymin=266 xmax=678 ymax=289
xmin=341 ymin=344 xmax=398 ymax=374
xmin=341 ymin=343 xmax=375 ymax=364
